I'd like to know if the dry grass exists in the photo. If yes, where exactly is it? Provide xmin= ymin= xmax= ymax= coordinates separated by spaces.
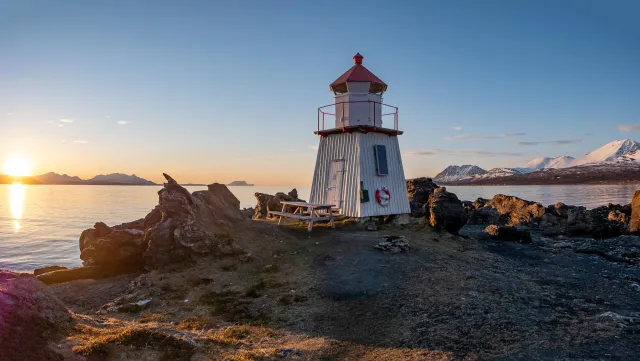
xmin=72 ymin=324 xmax=195 ymax=360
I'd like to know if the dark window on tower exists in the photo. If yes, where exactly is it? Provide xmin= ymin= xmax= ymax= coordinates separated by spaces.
xmin=374 ymin=145 xmax=388 ymax=175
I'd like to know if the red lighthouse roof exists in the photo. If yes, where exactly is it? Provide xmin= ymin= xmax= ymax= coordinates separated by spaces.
xmin=330 ymin=53 xmax=387 ymax=94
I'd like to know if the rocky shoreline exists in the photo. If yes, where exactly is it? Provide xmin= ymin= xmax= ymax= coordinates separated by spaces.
xmin=1 ymin=174 xmax=639 ymax=360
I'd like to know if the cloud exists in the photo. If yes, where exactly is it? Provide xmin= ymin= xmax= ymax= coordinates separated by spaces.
xmin=444 ymin=132 xmax=525 ymax=141
xmin=616 ymin=124 xmax=640 ymax=132
xmin=453 ymin=126 xmax=462 ymax=131
xmin=59 ymin=119 xmax=74 ymax=123
xmin=58 ymin=124 xmax=64 ymax=127
xmin=518 ymin=139 xmax=581 ymax=146
xmin=72 ymin=140 xmax=89 ymax=144
xmin=308 ymin=145 xmax=318 ymax=151
xmin=117 ymin=120 xmax=129 ymax=125
xmin=404 ymin=148 xmax=523 ymax=157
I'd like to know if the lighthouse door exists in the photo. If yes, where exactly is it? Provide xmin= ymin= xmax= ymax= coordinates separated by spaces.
xmin=327 ymin=160 xmax=345 ymax=208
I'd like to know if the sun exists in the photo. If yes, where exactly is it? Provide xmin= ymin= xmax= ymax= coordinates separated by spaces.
xmin=3 ymin=156 xmax=32 ymax=177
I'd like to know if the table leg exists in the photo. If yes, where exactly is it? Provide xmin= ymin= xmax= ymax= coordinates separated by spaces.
xmin=329 ymin=208 xmax=335 ymax=228
xmin=278 ymin=203 xmax=286 ymax=226
xmin=308 ymin=209 xmax=317 ymax=232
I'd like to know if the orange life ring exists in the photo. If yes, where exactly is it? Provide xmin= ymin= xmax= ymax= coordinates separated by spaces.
xmin=375 ymin=186 xmax=391 ymax=206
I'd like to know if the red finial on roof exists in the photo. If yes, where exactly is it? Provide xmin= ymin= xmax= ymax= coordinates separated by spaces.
xmin=353 ymin=53 xmax=363 ymax=65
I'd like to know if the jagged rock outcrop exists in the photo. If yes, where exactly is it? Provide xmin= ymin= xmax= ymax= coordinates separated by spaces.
xmin=80 ymin=223 xmax=145 ymax=267
xmin=487 ymin=194 xmax=545 ymax=226
xmin=253 ymin=188 xmax=304 ymax=219
xmin=428 ymin=187 xmax=467 ymax=234
xmin=70 ymin=174 xmax=246 ymax=279
xmin=538 ymin=203 xmax=630 ymax=238
xmin=630 ymin=190 xmax=640 ymax=234
xmin=142 ymin=174 xmax=244 ymax=268
xmin=406 ymin=177 xmax=440 ymax=217
xmin=484 ymin=225 xmax=532 ymax=243
xmin=0 ymin=271 xmax=72 ymax=361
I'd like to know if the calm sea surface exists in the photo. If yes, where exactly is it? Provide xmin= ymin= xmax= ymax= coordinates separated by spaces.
xmin=1 ymin=183 xmax=639 ymax=272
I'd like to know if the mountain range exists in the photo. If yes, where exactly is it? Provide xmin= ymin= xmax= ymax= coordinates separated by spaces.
xmin=0 ymin=172 xmax=157 ymax=185
xmin=434 ymin=139 xmax=640 ymax=185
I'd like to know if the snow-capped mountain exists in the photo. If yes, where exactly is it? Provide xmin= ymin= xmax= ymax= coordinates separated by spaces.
xmin=471 ymin=167 xmax=522 ymax=180
xmin=434 ymin=165 xmax=486 ymax=183
xmin=435 ymin=139 xmax=640 ymax=185
xmin=520 ymin=157 xmax=554 ymax=171
xmin=518 ymin=156 xmax=576 ymax=172
xmin=87 ymin=173 xmax=156 ymax=185
xmin=545 ymin=156 xmax=575 ymax=169
xmin=573 ymin=139 xmax=640 ymax=166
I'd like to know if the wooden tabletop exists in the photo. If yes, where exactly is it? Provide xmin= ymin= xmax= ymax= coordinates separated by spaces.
xmin=279 ymin=201 xmax=335 ymax=209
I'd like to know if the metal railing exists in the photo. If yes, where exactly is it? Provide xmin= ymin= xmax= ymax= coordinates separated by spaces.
xmin=317 ymin=100 xmax=398 ymax=132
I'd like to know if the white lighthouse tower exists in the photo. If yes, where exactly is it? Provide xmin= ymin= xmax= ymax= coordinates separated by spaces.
xmin=310 ymin=53 xmax=411 ymax=218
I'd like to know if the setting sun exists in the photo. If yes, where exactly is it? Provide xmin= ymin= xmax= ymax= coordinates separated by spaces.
xmin=3 ymin=156 xmax=32 ymax=177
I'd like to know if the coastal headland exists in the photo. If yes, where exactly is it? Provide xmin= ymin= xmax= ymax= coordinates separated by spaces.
xmin=1 ymin=175 xmax=639 ymax=360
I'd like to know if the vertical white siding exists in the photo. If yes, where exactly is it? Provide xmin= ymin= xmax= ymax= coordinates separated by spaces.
xmin=357 ymin=133 xmax=411 ymax=217
xmin=309 ymin=133 xmax=361 ymax=217
xmin=310 ymin=132 xmax=410 ymax=218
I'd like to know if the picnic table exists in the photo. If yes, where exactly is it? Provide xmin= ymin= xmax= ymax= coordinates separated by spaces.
xmin=268 ymin=201 xmax=337 ymax=232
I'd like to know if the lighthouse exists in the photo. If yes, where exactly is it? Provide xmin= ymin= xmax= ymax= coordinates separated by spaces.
xmin=310 ymin=53 xmax=411 ymax=218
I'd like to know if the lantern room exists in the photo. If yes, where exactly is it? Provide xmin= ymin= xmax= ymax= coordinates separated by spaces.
xmin=317 ymin=53 xmax=399 ymax=133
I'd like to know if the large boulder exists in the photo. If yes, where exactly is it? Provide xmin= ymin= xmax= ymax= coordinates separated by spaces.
xmin=629 ymin=190 xmax=640 ymax=234
xmin=0 ymin=271 xmax=72 ymax=361
xmin=253 ymin=188 xmax=304 ymax=219
xmin=428 ymin=187 xmax=467 ymax=234
xmin=80 ymin=227 xmax=145 ymax=267
xmin=406 ymin=177 xmax=440 ymax=217
xmin=468 ymin=207 xmax=501 ymax=225
xmin=488 ymin=194 xmax=545 ymax=226
xmin=142 ymin=174 xmax=244 ymax=268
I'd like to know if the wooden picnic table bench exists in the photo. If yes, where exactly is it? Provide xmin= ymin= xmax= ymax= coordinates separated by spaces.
xmin=268 ymin=201 xmax=337 ymax=232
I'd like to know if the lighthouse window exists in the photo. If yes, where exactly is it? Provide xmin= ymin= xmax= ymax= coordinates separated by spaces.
xmin=374 ymin=145 xmax=389 ymax=176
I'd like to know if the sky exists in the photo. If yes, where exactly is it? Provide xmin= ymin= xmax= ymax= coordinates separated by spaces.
xmin=1 ymin=0 xmax=639 ymax=185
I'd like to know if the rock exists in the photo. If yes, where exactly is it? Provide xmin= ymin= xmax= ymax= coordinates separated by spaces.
xmin=142 ymin=175 xmax=244 ymax=268
xmin=33 ymin=265 xmax=68 ymax=276
xmin=488 ymin=194 xmax=545 ymax=226
xmin=472 ymin=197 xmax=490 ymax=210
xmin=359 ymin=217 xmax=379 ymax=231
xmin=573 ymin=235 xmax=640 ymax=265
xmin=143 ymin=205 xmax=163 ymax=232
xmin=80 ymin=228 xmax=145 ymax=267
xmin=0 ymin=271 xmax=72 ymax=361
xmin=539 ymin=213 xmax=567 ymax=236
xmin=428 ymin=187 xmax=467 ymax=234
xmin=374 ymin=235 xmax=410 ymax=253
xmin=241 ymin=207 xmax=254 ymax=219
xmin=36 ymin=265 xmax=140 ymax=285
xmin=406 ymin=177 xmax=440 ymax=217
xmin=468 ymin=207 xmax=501 ymax=225
xmin=564 ymin=204 xmax=628 ymax=239
xmin=546 ymin=202 xmax=568 ymax=218
xmin=484 ymin=225 xmax=532 ymax=243
xmin=253 ymin=189 xmax=305 ymax=219
xmin=631 ymin=190 xmax=640 ymax=234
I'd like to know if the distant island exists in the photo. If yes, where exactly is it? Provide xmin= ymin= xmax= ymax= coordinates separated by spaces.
xmin=0 ymin=172 xmax=157 ymax=185
xmin=227 ymin=180 xmax=254 ymax=186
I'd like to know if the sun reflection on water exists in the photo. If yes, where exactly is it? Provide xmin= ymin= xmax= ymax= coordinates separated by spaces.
xmin=9 ymin=183 xmax=25 ymax=232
